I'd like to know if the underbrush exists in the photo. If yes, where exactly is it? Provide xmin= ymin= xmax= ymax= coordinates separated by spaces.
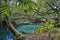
xmin=14 ymin=21 xmax=60 ymax=40
xmin=21 ymin=21 xmax=60 ymax=40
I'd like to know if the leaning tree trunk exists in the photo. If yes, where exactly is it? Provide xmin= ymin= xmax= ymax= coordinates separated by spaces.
xmin=4 ymin=16 xmax=22 ymax=38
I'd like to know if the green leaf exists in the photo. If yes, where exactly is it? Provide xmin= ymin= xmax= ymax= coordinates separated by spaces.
xmin=0 ymin=5 xmax=10 ymax=17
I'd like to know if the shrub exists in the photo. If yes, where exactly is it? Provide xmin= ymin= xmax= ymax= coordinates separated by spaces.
xmin=34 ymin=21 xmax=54 ymax=34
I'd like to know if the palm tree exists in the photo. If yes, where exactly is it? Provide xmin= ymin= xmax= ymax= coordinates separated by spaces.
xmin=0 ymin=0 xmax=37 ymax=40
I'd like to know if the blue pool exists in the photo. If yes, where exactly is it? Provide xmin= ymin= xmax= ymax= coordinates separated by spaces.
xmin=0 ymin=23 xmax=44 ymax=40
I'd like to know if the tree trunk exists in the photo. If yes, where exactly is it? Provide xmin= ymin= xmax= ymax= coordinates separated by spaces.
xmin=4 ymin=16 xmax=22 ymax=36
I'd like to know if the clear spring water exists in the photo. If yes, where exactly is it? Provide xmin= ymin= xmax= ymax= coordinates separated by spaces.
xmin=0 ymin=23 xmax=44 ymax=40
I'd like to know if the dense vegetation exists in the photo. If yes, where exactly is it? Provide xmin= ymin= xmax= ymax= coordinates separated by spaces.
xmin=0 ymin=0 xmax=60 ymax=40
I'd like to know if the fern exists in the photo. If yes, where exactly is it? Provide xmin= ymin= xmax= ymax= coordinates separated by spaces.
xmin=0 ymin=5 xmax=10 ymax=17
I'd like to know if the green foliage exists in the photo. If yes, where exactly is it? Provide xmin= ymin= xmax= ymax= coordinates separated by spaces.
xmin=0 ymin=5 xmax=10 ymax=17
xmin=56 ymin=33 xmax=60 ymax=37
xmin=34 ymin=21 xmax=54 ymax=34
xmin=0 ymin=0 xmax=37 ymax=22
xmin=8 ymin=1 xmax=37 ymax=22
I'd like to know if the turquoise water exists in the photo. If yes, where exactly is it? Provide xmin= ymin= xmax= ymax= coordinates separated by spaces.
xmin=17 ymin=24 xmax=37 ymax=34
xmin=17 ymin=23 xmax=44 ymax=34
xmin=0 ymin=23 xmax=44 ymax=40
